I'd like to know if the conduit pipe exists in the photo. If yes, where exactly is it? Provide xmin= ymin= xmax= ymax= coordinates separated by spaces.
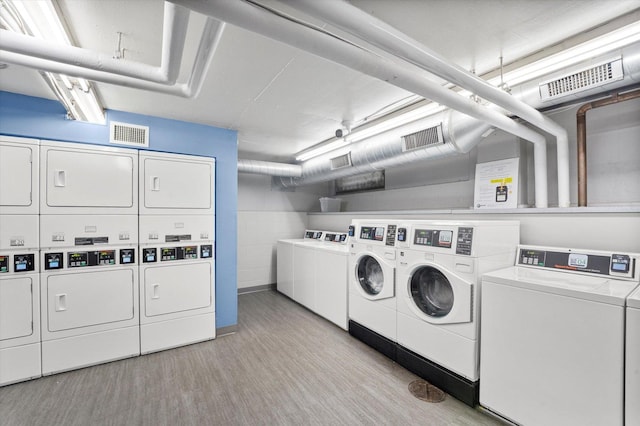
xmin=171 ymin=0 xmax=549 ymax=207
xmin=0 ymin=2 xmax=189 ymax=84
xmin=576 ymin=88 xmax=640 ymax=206
xmin=0 ymin=19 xmax=225 ymax=98
xmin=280 ymin=0 xmax=570 ymax=207
xmin=237 ymin=159 xmax=302 ymax=177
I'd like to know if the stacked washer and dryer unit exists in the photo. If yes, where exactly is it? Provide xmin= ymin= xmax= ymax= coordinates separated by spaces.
xmin=0 ymin=137 xmax=41 ymax=385
xmin=39 ymin=141 xmax=141 ymax=375
xmin=0 ymin=137 xmax=216 ymax=385
xmin=348 ymin=218 xmax=520 ymax=406
xmin=138 ymin=151 xmax=216 ymax=354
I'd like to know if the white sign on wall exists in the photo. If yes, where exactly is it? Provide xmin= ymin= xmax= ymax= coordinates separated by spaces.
xmin=474 ymin=158 xmax=519 ymax=209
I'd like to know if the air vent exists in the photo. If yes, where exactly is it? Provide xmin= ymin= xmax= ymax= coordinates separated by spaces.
xmin=330 ymin=152 xmax=352 ymax=170
xmin=110 ymin=121 xmax=149 ymax=147
xmin=402 ymin=124 xmax=444 ymax=152
xmin=539 ymin=58 xmax=624 ymax=101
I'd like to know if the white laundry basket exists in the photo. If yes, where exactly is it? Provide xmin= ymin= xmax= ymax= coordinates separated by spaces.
xmin=319 ymin=197 xmax=342 ymax=212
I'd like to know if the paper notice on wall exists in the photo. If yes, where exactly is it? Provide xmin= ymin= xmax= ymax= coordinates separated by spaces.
xmin=473 ymin=158 xmax=519 ymax=209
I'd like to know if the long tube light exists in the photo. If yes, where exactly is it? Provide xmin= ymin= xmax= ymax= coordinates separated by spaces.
xmin=1 ymin=0 xmax=105 ymax=124
xmin=294 ymin=17 xmax=640 ymax=163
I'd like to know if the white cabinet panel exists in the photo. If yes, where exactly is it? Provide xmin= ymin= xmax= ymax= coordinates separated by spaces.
xmin=45 ymin=269 xmax=135 ymax=332
xmin=0 ymin=276 xmax=34 ymax=340
xmin=139 ymin=152 xmax=215 ymax=215
xmin=143 ymin=262 xmax=212 ymax=317
xmin=41 ymin=142 xmax=137 ymax=214
xmin=0 ymin=137 xmax=39 ymax=215
xmin=315 ymin=250 xmax=348 ymax=330
xmin=0 ymin=215 xmax=38 ymax=251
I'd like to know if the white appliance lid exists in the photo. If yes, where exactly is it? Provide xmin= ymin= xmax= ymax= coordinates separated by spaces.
xmin=483 ymin=266 xmax=638 ymax=306
xmin=628 ymin=285 xmax=640 ymax=309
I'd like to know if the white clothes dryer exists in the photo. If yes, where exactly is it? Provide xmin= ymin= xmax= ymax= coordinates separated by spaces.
xmin=395 ymin=220 xmax=519 ymax=406
xmin=480 ymin=245 xmax=640 ymax=426
xmin=139 ymin=215 xmax=215 ymax=354
xmin=348 ymin=220 xmax=400 ymax=359
xmin=626 ymin=285 xmax=640 ymax=426
xmin=39 ymin=215 xmax=139 ymax=375
xmin=0 ymin=215 xmax=40 ymax=386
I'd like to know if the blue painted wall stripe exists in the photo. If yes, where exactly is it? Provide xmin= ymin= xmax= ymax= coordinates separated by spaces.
xmin=0 ymin=90 xmax=238 ymax=328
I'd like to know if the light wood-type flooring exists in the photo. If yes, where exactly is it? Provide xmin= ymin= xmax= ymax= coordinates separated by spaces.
xmin=0 ymin=290 xmax=504 ymax=425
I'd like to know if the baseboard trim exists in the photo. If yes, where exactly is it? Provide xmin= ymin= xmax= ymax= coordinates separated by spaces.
xmin=216 ymin=325 xmax=238 ymax=337
xmin=237 ymin=283 xmax=276 ymax=294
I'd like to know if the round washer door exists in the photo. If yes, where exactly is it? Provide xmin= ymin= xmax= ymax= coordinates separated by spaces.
xmin=408 ymin=265 xmax=472 ymax=324
xmin=354 ymin=253 xmax=394 ymax=300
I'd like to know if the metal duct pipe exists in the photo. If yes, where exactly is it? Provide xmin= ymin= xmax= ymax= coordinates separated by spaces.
xmin=171 ymin=0 xmax=549 ymax=207
xmin=280 ymin=0 xmax=570 ymax=207
xmin=0 ymin=2 xmax=190 ymax=84
xmin=0 ymin=19 xmax=225 ymax=98
xmin=238 ymin=159 xmax=302 ymax=177
xmin=576 ymin=88 xmax=640 ymax=206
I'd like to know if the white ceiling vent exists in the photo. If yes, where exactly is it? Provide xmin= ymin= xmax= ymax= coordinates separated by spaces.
xmin=330 ymin=152 xmax=352 ymax=170
xmin=402 ymin=124 xmax=444 ymax=152
xmin=539 ymin=58 xmax=624 ymax=101
xmin=110 ymin=121 xmax=150 ymax=148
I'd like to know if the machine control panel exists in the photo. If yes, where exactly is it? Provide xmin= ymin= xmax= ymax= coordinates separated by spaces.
xmin=75 ymin=236 xmax=109 ymax=245
xmin=385 ymin=225 xmax=397 ymax=246
xmin=397 ymin=227 xmax=407 ymax=242
xmin=324 ymin=233 xmax=348 ymax=243
xmin=413 ymin=228 xmax=453 ymax=249
xmin=160 ymin=246 xmax=199 ymax=261
xmin=517 ymin=246 xmax=637 ymax=279
xmin=68 ymin=250 xmax=116 ymax=268
xmin=200 ymin=244 xmax=213 ymax=258
xmin=304 ymin=230 xmax=323 ymax=239
xmin=0 ymin=255 xmax=8 ymax=273
xmin=14 ymin=254 xmax=35 ymax=272
xmin=120 ymin=249 xmax=135 ymax=265
xmin=456 ymin=227 xmax=474 ymax=256
xmin=143 ymin=248 xmax=157 ymax=263
xmin=348 ymin=225 xmax=355 ymax=237
xmin=44 ymin=252 xmax=64 ymax=270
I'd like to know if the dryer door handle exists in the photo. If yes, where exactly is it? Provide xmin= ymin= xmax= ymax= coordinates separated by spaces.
xmin=151 ymin=176 xmax=160 ymax=191
xmin=55 ymin=293 xmax=67 ymax=311
xmin=54 ymin=170 xmax=66 ymax=187
xmin=151 ymin=284 xmax=160 ymax=299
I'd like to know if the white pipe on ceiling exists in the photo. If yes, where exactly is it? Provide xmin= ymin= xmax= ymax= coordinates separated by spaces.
xmin=0 ymin=18 xmax=225 ymax=98
xmin=0 ymin=2 xmax=190 ymax=85
xmin=237 ymin=159 xmax=302 ymax=177
xmin=279 ymin=0 xmax=570 ymax=207
xmin=172 ymin=0 xmax=549 ymax=207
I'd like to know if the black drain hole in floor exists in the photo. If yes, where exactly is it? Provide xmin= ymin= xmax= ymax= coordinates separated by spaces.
xmin=408 ymin=379 xmax=446 ymax=403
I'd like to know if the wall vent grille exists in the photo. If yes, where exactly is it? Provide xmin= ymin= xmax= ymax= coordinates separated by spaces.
xmin=330 ymin=152 xmax=352 ymax=170
xmin=402 ymin=124 xmax=444 ymax=152
xmin=539 ymin=58 xmax=624 ymax=101
xmin=110 ymin=121 xmax=150 ymax=147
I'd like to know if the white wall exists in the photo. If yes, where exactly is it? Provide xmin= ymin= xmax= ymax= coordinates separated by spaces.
xmin=237 ymin=173 xmax=329 ymax=289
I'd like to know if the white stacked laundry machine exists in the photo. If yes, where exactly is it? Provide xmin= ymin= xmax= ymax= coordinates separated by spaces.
xmin=138 ymin=151 xmax=216 ymax=354
xmin=38 ymin=141 xmax=140 ymax=374
xmin=0 ymin=136 xmax=41 ymax=385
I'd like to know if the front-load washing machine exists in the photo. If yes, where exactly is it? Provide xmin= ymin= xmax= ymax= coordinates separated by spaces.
xmin=627 ymin=285 xmax=640 ymax=426
xmin=39 ymin=215 xmax=139 ymax=375
xmin=0 ymin=215 xmax=41 ymax=386
xmin=139 ymin=215 xmax=215 ymax=354
xmin=395 ymin=220 xmax=519 ymax=406
xmin=480 ymin=245 xmax=639 ymax=426
xmin=348 ymin=219 xmax=400 ymax=359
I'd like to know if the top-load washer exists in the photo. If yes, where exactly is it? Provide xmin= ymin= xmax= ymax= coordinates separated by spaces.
xmin=277 ymin=230 xmax=326 ymax=299
xmin=480 ymin=245 xmax=640 ymax=426
xmin=1 ymin=136 xmax=39 ymax=215
xmin=40 ymin=141 xmax=138 ymax=215
xmin=348 ymin=219 xmax=400 ymax=359
xmin=139 ymin=151 xmax=215 ymax=216
xmin=395 ymin=220 xmax=519 ymax=406
xmin=627 ymin=285 xmax=640 ymax=426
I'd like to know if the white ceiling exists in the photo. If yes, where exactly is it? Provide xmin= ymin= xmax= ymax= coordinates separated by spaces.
xmin=1 ymin=0 xmax=639 ymax=161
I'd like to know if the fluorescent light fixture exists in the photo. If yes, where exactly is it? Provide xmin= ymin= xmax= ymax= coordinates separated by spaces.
xmin=1 ymin=0 xmax=106 ymax=124
xmin=296 ymin=138 xmax=349 ymax=162
xmin=492 ymin=20 xmax=640 ymax=88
